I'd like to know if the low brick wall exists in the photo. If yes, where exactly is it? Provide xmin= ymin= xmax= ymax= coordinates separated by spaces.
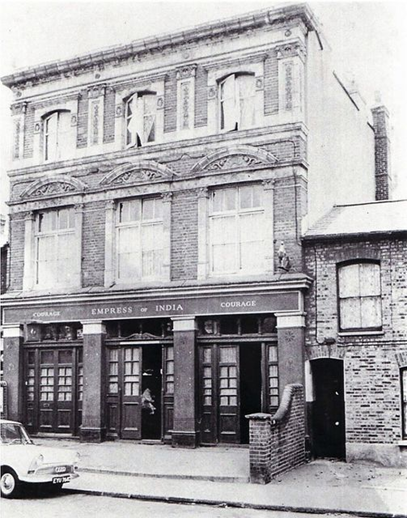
xmin=247 ymin=384 xmax=305 ymax=484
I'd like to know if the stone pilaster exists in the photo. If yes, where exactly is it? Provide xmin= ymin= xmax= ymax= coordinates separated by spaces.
xmin=275 ymin=312 xmax=306 ymax=394
xmin=2 ymin=325 xmax=24 ymax=422
xmin=172 ymin=317 xmax=198 ymax=448
xmin=80 ymin=321 xmax=106 ymax=442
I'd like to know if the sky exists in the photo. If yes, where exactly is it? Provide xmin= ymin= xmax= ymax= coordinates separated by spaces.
xmin=0 ymin=0 xmax=406 ymax=216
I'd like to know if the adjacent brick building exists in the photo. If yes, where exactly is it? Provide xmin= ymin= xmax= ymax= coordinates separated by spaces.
xmin=1 ymin=3 xmax=405 ymax=469
xmin=303 ymin=200 xmax=407 ymax=466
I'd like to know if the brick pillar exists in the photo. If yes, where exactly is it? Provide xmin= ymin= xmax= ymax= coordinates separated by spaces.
xmin=172 ymin=317 xmax=198 ymax=448
xmin=275 ymin=312 xmax=305 ymax=394
xmin=2 ymin=324 xmax=24 ymax=422
xmin=371 ymin=105 xmax=392 ymax=201
xmin=247 ymin=413 xmax=272 ymax=484
xmin=80 ymin=320 xmax=106 ymax=442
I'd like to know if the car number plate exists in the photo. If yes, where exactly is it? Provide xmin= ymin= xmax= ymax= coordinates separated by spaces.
xmin=52 ymin=475 xmax=71 ymax=484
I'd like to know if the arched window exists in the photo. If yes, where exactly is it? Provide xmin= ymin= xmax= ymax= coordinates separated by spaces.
xmin=43 ymin=110 xmax=71 ymax=162
xmin=125 ymin=92 xmax=156 ymax=147
xmin=337 ymin=262 xmax=382 ymax=331
xmin=219 ymin=73 xmax=255 ymax=131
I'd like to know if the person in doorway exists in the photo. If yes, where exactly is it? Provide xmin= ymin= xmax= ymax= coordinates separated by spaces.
xmin=141 ymin=388 xmax=156 ymax=415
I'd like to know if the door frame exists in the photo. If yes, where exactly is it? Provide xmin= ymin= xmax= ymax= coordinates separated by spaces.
xmin=311 ymin=358 xmax=346 ymax=459
xmin=24 ymin=345 xmax=82 ymax=436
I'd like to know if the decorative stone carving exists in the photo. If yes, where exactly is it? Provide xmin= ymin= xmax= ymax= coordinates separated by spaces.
xmin=284 ymin=61 xmax=293 ymax=110
xmin=176 ymin=64 xmax=197 ymax=80
xmin=157 ymin=96 xmax=165 ymax=110
xmin=275 ymin=42 xmax=306 ymax=61
xmin=87 ymin=84 xmax=106 ymax=98
xmin=161 ymin=192 xmax=173 ymax=202
xmin=208 ymin=86 xmax=217 ymax=100
xmin=191 ymin=145 xmax=278 ymax=174
xmin=20 ymin=175 xmax=88 ymax=200
xmin=99 ymin=160 xmax=177 ymax=187
xmin=255 ymin=77 xmax=264 ymax=90
xmin=115 ymin=105 xmax=123 ymax=117
xmin=31 ymin=182 xmax=77 ymax=197
xmin=197 ymin=187 xmax=209 ymax=199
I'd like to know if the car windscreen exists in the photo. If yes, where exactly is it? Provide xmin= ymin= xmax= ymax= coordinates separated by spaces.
xmin=0 ymin=423 xmax=33 ymax=445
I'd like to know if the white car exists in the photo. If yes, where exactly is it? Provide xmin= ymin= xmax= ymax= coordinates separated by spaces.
xmin=0 ymin=419 xmax=79 ymax=498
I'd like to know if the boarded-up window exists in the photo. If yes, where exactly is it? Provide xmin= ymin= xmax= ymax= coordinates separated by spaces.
xmin=338 ymin=262 xmax=382 ymax=331
xmin=219 ymin=74 xmax=255 ymax=131
xmin=126 ymin=93 xmax=156 ymax=147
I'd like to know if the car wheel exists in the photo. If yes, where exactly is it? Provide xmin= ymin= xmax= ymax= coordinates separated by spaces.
xmin=0 ymin=468 xmax=21 ymax=499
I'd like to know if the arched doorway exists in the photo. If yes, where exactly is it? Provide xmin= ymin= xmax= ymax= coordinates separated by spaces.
xmin=311 ymin=359 xmax=345 ymax=459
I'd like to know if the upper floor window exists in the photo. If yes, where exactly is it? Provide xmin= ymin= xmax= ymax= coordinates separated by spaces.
xmin=43 ymin=110 xmax=71 ymax=162
xmin=35 ymin=208 xmax=76 ymax=289
xmin=126 ymin=92 xmax=156 ymax=147
xmin=338 ymin=262 xmax=382 ymax=332
xmin=209 ymin=184 xmax=264 ymax=275
xmin=219 ymin=73 xmax=255 ymax=132
xmin=116 ymin=198 xmax=163 ymax=281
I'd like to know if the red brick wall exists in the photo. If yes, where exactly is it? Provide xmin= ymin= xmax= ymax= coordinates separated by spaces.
xmin=23 ymin=106 xmax=35 ymax=159
xmin=170 ymin=189 xmax=198 ymax=281
xmin=194 ymin=66 xmax=208 ymax=128
xmin=264 ymin=51 xmax=279 ymax=115
xmin=8 ymin=213 xmax=25 ymax=291
xmin=103 ymin=88 xmax=116 ymax=144
xmin=82 ymin=201 xmax=106 ymax=287
xmin=164 ymin=71 xmax=177 ymax=133
xmin=304 ymin=236 xmax=407 ymax=446
xmin=248 ymin=384 xmax=305 ymax=484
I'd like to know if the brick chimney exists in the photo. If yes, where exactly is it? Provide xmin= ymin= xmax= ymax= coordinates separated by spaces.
xmin=371 ymin=105 xmax=392 ymax=200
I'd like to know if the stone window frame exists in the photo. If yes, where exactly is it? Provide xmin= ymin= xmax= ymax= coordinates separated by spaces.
xmin=104 ymin=190 xmax=172 ymax=288
xmin=336 ymin=260 xmax=383 ymax=333
xmin=115 ymin=78 xmax=165 ymax=151
xmin=197 ymin=179 xmax=274 ymax=280
xmin=207 ymin=62 xmax=264 ymax=136
xmin=23 ymin=199 xmax=83 ymax=292
xmin=33 ymin=99 xmax=78 ymax=164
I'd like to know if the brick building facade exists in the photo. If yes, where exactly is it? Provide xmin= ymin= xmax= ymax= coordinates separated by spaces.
xmin=303 ymin=200 xmax=407 ymax=466
xmin=1 ymin=4 xmax=404 ymax=467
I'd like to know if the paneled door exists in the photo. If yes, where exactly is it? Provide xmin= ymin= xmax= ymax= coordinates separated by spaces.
xmin=25 ymin=347 xmax=81 ymax=435
xmin=106 ymin=346 xmax=142 ymax=440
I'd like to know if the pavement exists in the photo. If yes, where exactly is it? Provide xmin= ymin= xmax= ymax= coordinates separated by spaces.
xmin=35 ymin=438 xmax=407 ymax=517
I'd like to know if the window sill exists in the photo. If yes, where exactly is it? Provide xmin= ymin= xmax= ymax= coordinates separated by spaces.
xmin=338 ymin=331 xmax=384 ymax=337
xmin=398 ymin=440 xmax=407 ymax=447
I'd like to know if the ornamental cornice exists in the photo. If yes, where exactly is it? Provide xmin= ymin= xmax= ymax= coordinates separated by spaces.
xmin=1 ymin=4 xmax=319 ymax=89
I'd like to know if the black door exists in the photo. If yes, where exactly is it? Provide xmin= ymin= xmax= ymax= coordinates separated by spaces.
xmin=25 ymin=347 xmax=81 ymax=435
xmin=312 ymin=359 xmax=345 ymax=459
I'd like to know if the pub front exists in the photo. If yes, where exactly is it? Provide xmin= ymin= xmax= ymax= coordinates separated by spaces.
xmin=2 ymin=282 xmax=309 ymax=446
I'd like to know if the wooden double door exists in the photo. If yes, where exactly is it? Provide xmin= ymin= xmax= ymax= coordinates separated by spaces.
xmin=24 ymin=347 xmax=83 ymax=435
xmin=106 ymin=343 xmax=174 ymax=441
xmin=198 ymin=342 xmax=279 ymax=444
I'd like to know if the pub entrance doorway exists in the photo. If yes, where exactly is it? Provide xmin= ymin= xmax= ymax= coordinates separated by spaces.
xmin=311 ymin=359 xmax=346 ymax=459
xmin=106 ymin=343 xmax=173 ymax=441
xmin=198 ymin=341 xmax=278 ymax=445
xmin=24 ymin=346 xmax=83 ymax=436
